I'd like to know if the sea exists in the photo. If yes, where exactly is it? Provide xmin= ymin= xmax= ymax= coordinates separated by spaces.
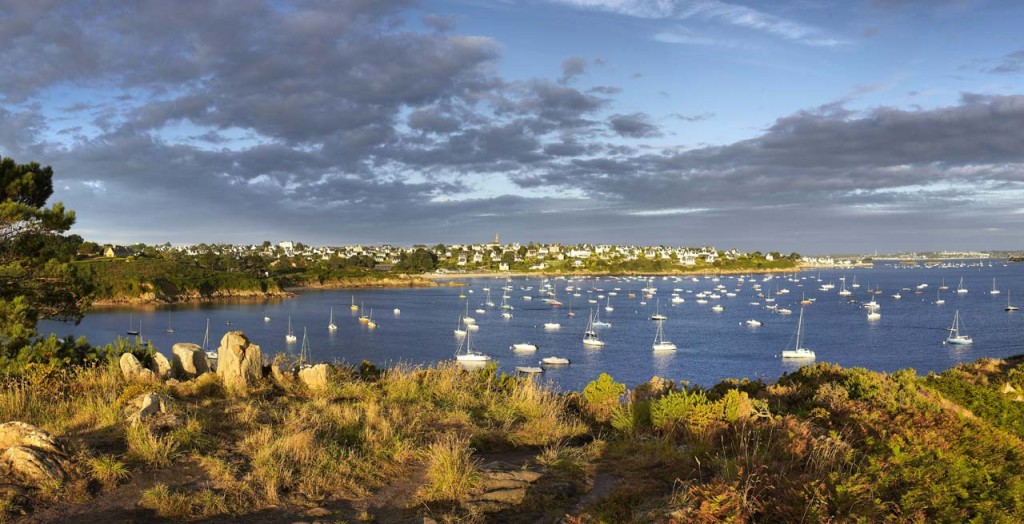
xmin=38 ymin=260 xmax=1024 ymax=391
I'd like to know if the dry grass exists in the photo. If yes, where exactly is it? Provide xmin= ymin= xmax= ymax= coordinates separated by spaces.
xmin=418 ymin=433 xmax=480 ymax=502
xmin=126 ymin=424 xmax=179 ymax=468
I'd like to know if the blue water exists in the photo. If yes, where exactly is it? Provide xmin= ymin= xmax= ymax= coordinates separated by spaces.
xmin=38 ymin=261 xmax=1024 ymax=391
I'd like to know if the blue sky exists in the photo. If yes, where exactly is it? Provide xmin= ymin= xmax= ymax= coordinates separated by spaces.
xmin=1 ymin=0 xmax=1023 ymax=253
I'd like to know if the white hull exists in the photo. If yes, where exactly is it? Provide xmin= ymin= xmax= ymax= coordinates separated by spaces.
xmin=652 ymin=341 xmax=677 ymax=352
xmin=781 ymin=348 xmax=815 ymax=359
xmin=541 ymin=357 xmax=570 ymax=365
xmin=511 ymin=343 xmax=537 ymax=352
xmin=456 ymin=353 xmax=491 ymax=362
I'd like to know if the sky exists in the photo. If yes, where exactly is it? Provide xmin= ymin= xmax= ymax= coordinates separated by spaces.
xmin=1 ymin=0 xmax=1023 ymax=254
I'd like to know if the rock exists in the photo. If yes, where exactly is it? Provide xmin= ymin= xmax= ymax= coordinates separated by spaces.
xmin=303 ymin=507 xmax=332 ymax=517
xmin=0 ymin=422 xmax=64 ymax=456
xmin=150 ymin=352 xmax=172 ymax=380
xmin=270 ymin=364 xmax=292 ymax=387
xmin=298 ymin=364 xmax=331 ymax=392
xmin=475 ymin=487 xmax=527 ymax=504
xmin=0 ymin=423 xmax=71 ymax=488
xmin=216 ymin=331 xmax=264 ymax=393
xmin=172 ymin=343 xmax=210 ymax=379
xmin=119 ymin=352 xmax=144 ymax=381
xmin=464 ymin=464 xmax=543 ymax=513
xmin=2 ymin=446 xmax=69 ymax=486
xmin=126 ymin=392 xmax=172 ymax=426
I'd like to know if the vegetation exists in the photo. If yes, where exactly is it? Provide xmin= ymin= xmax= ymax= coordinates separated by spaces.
xmin=2 ymin=350 xmax=1024 ymax=522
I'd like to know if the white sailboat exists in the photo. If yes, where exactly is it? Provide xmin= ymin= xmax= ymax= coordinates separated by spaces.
xmin=285 ymin=317 xmax=297 ymax=343
xmin=1006 ymin=290 xmax=1019 ymax=312
xmin=838 ymin=278 xmax=852 ymax=297
xmin=454 ymin=315 xmax=467 ymax=337
xmin=165 ymin=311 xmax=174 ymax=334
xmin=650 ymin=299 xmax=667 ymax=321
xmin=652 ymin=319 xmax=676 ymax=352
xmin=298 ymin=327 xmax=312 ymax=369
xmin=781 ymin=308 xmax=815 ymax=359
xmin=455 ymin=328 xmax=491 ymax=363
xmin=350 ymin=295 xmax=359 ymax=311
xmin=957 ymin=277 xmax=968 ymax=294
xmin=991 ymin=278 xmax=1001 ymax=295
xmin=583 ymin=310 xmax=605 ymax=347
xmin=328 ymin=306 xmax=338 ymax=332
xmin=511 ymin=342 xmax=537 ymax=352
xmin=944 ymin=310 xmax=972 ymax=345
xmin=935 ymin=290 xmax=945 ymax=305
xmin=202 ymin=318 xmax=217 ymax=361
xmin=592 ymin=306 xmax=611 ymax=327
xmin=604 ymin=297 xmax=613 ymax=312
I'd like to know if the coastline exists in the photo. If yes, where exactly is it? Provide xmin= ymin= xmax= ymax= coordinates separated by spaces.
xmin=423 ymin=265 xmax=839 ymax=281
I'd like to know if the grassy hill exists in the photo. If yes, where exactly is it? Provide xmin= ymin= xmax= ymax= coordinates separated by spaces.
xmin=2 ymin=352 xmax=1023 ymax=522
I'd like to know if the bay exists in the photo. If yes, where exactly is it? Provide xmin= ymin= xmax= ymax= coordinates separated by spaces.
xmin=39 ymin=260 xmax=1024 ymax=391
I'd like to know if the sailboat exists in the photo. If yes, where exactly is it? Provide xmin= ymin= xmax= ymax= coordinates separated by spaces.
xmin=956 ymin=277 xmax=968 ymax=294
xmin=263 ymin=311 xmax=271 ymax=322
xmin=781 ymin=308 xmax=815 ymax=359
xmin=165 ymin=311 xmax=174 ymax=334
xmin=367 ymin=310 xmax=377 ymax=330
xmin=453 ymin=314 xmax=467 ymax=337
xmin=1006 ymin=290 xmax=1019 ymax=312
xmin=567 ymin=296 xmax=576 ymax=318
xmin=358 ymin=302 xmax=370 ymax=323
xmin=462 ymin=301 xmax=475 ymax=325
xmin=350 ymin=295 xmax=359 ymax=311
xmin=838 ymin=278 xmax=852 ymax=297
xmin=944 ymin=310 xmax=972 ymax=345
xmin=328 ymin=306 xmax=338 ymax=332
xmin=604 ymin=297 xmax=614 ymax=312
xmin=935 ymin=290 xmax=945 ymax=305
xmin=126 ymin=313 xmax=140 ymax=336
xmin=991 ymin=278 xmax=1001 ymax=295
xmin=650 ymin=299 xmax=667 ymax=321
xmin=800 ymin=292 xmax=812 ymax=306
xmin=285 ymin=317 xmax=297 ymax=343
xmin=651 ymin=319 xmax=676 ymax=352
xmin=939 ymin=278 xmax=949 ymax=291
xmin=455 ymin=328 xmax=491 ymax=363
xmin=592 ymin=306 xmax=611 ymax=327
xmin=583 ymin=310 xmax=605 ymax=347
xmin=298 ymin=327 xmax=312 ymax=369
xmin=202 ymin=318 xmax=217 ymax=361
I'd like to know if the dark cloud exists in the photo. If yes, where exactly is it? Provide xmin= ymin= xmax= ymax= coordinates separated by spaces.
xmin=608 ymin=113 xmax=662 ymax=138
xmin=559 ymin=56 xmax=587 ymax=84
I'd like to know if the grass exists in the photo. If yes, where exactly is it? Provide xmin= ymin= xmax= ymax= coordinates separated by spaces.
xmin=419 ymin=434 xmax=480 ymax=502
xmin=6 ymin=354 xmax=1024 ymax=522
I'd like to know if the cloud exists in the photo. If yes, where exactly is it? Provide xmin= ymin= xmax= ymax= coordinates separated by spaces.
xmin=608 ymin=112 xmax=663 ymax=138
xmin=990 ymin=50 xmax=1024 ymax=74
xmin=559 ymin=56 xmax=588 ymax=84
xmin=549 ymin=0 xmax=844 ymax=46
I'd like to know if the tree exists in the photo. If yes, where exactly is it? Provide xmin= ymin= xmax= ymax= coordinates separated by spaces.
xmin=0 ymin=157 xmax=91 ymax=356
xmin=395 ymin=248 xmax=438 ymax=273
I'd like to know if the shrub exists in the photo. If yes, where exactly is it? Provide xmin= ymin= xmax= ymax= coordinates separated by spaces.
xmin=651 ymin=389 xmax=708 ymax=432
xmin=583 ymin=373 xmax=626 ymax=423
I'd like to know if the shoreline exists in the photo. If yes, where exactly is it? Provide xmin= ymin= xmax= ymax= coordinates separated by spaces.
xmin=423 ymin=265 xmax=851 ymax=281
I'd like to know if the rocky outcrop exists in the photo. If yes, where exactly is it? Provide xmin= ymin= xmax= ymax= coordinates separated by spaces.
xmin=125 ymin=393 xmax=181 ymax=430
xmin=0 ymin=422 xmax=71 ymax=488
xmin=119 ymin=353 xmax=156 ymax=382
xmin=150 ymin=352 xmax=172 ymax=380
xmin=172 ymin=343 xmax=210 ymax=379
xmin=216 ymin=331 xmax=264 ymax=393
xmin=464 ymin=462 xmax=543 ymax=513
xmin=298 ymin=363 xmax=331 ymax=392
